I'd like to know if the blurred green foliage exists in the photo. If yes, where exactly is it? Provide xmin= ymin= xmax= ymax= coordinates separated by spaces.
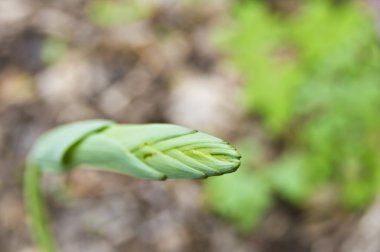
xmin=205 ymin=141 xmax=272 ymax=231
xmin=87 ymin=0 xmax=152 ymax=27
xmin=42 ymin=37 xmax=68 ymax=64
xmin=205 ymin=1 xmax=380 ymax=231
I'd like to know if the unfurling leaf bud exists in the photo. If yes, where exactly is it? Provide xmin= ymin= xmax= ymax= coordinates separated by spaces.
xmin=29 ymin=120 xmax=241 ymax=180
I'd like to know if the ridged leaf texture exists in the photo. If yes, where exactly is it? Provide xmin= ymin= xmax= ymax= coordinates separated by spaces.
xmin=28 ymin=120 xmax=241 ymax=180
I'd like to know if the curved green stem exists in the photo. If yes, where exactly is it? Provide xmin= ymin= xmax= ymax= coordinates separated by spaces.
xmin=24 ymin=163 xmax=58 ymax=252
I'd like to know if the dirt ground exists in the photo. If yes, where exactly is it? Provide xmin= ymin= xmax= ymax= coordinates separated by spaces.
xmin=1 ymin=0 xmax=380 ymax=251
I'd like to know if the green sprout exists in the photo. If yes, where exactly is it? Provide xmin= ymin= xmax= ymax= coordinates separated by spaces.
xmin=24 ymin=120 xmax=241 ymax=252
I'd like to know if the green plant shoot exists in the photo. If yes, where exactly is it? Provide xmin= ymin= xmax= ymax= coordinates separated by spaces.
xmin=24 ymin=120 xmax=241 ymax=252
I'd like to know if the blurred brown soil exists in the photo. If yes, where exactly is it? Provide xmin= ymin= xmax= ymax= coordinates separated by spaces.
xmin=0 ymin=0 xmax=379 ymax=252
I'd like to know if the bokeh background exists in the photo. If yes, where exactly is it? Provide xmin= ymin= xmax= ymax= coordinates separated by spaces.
xmin=1 ymin=0 xmax=380 ymax=251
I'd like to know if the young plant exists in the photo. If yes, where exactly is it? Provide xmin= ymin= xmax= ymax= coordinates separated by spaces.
xmin=24 ymin=120 xmax=241 ymax=252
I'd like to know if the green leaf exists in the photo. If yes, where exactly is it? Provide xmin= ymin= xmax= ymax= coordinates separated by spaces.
xmin=25 ymin=121 xmax=241 ymax=252
xmin=28 ymin=120 xmax=115 ymax=172
xmin=28 ymin=121 xmax=241 ymax=180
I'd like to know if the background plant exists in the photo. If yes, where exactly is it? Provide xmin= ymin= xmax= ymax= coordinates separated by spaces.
xmin=205 ymin=0 xmax=380 ymax=231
